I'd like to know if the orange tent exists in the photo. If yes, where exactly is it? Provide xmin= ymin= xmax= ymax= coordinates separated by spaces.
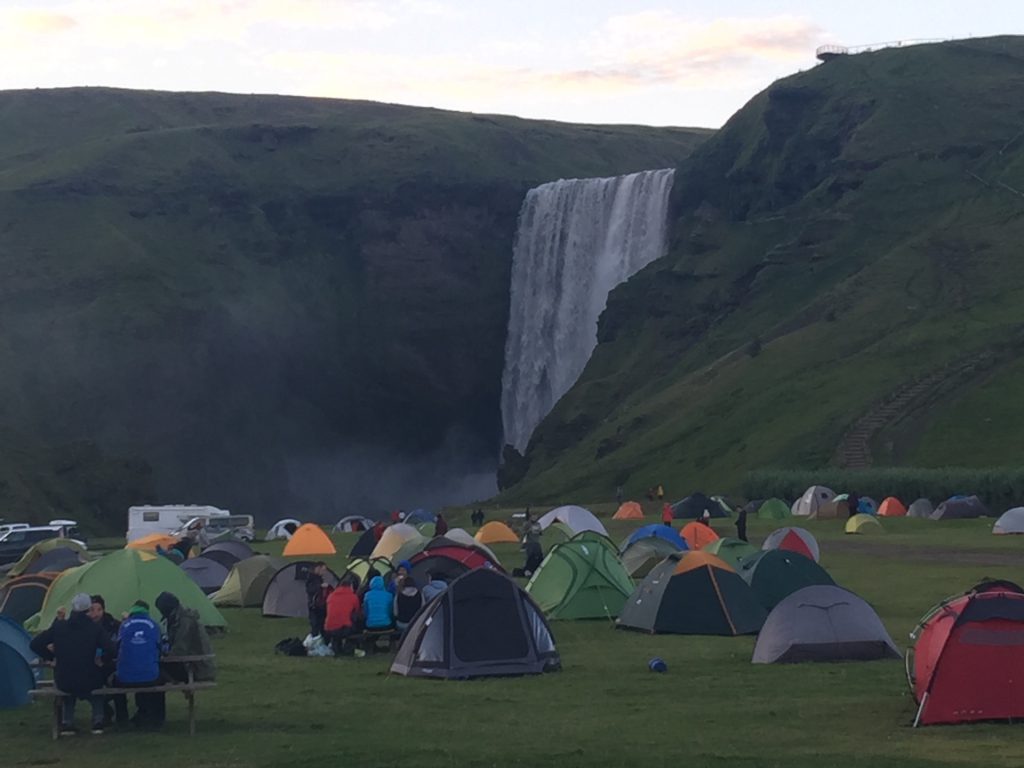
xmin=283 ymin=523 xmax=337 ymax=556
xmin=613 ymin=502 xmax=644 ymax=520
xmin=126 ymin=533 xmax=181 ymax=552
xmin=681 ymin=522 xmax=720 ymax=550
xmin=474 ymin=521 xmax=520 ymax=545
xmin=877 ymin=497 xmax=908 ymax=517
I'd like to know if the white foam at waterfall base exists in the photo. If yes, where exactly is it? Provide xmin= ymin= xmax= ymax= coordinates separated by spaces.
xmin=500 ymin=168 xmax=676 ymax=453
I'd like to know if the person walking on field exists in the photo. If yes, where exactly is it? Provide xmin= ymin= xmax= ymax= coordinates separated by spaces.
xmin=656 ymin=485 xmax=665 ymax=501
xmin=661 ymin=503 xmax=674 ymax=527
xmin=735 ymin=505 xmax=748 ymax=542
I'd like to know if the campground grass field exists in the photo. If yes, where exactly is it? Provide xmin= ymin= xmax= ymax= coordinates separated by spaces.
xmin=3 ymin=507 xmax=1024 ymax=767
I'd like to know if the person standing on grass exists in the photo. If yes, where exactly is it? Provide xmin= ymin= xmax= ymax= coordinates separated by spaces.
xmin=434 ymin=512 xmax=449 ymax=537
xmin=116 ymin=600 xmax=164 ymax=729
xmin=304 ymin=562 xmax=332 ymax=638
xmin=661 ymin=503 xmax=674 ymax=527
xmin=521 ymin=512 xmax=544 ymax=576
xmin=657 ymin=485 xmax=665 ymax=501
xmin=735 ymin=506 xmax=748 ymax=542
xmin=30 ymin=592 xmax=114 ymax=736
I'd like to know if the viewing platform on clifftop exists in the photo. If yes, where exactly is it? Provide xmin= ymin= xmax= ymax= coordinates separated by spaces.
xmin=816 ymin=38 xmax=950 ymax=62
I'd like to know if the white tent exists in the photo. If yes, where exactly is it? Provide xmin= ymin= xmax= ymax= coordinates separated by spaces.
xmin=993 ymin=507 xmax=1024 ymax=534
xmin=537 ymin=505 xmax=608 ymax=536
xmin=441 ymin=527 xmax=499 ymax=562
xmin=332 ymin=515 xmax=374 ymax=533
xmin=792 ymin=486 xmax=836 ymax=517
xmin=265 ymin=518 xmax=301 ymax=541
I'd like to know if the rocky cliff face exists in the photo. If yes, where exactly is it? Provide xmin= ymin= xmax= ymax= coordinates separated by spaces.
xmin=0 ymin=88 xmax=709 ymax=529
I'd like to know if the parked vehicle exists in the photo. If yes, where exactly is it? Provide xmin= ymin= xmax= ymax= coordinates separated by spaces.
xmin=172 ymin=515 xmax=255 ymax=543
xmin=0 ymin=523 xmax=30 ymax=538
xmin=0 ymin=526 xmax=84 ymax=567
xmin=126 ymin=505 xmax=230 ymax=542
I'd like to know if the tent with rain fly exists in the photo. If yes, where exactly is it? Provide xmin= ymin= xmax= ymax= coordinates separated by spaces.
xmin=333 ymin=516 xmax=373 ymax=533
xmin=0 ymin=573 xmax=58 ymax=624
xmin=371 ymin=524 xmax=423 ymax=561
xmin=126 ymin=533 xmax=181 ymax=552
xmin=27 ymin=549 xmax=226 ymax=630
xmin=613 ymin=502 xmax=644 ymax=520
xmin=858 ymin=496 xmax=879 ymax=515
xmin=390 ymin=534 xmax=432 ymax=566
xmin=620 ymin=536 xmax=683 ymax=578
xmin=711 ymin=496 xmax=738 ymax=516
xmin=341 ymin=557 xmax=393 ymax=588
xmin=408 ymin=543 xmax=501 ymax=585
xmin=282 ymin=524 xmax=336 ymax=557
xmin=931 ymin=495 xmax=990 ymax=520
xmin=349 ymin=527 xmax=380 ymax=558
xmin=525 ymin=538 xmax=634 ymax=620
xmin=846 ymin=514 xmax=884 ymax=535
xmin=21 ymin=547 xmax=85 ymax=575
xmin=671 ymin=493 xmax=727 ymax=519
xmin=907 ymin=498 xmax=934 ymax=519
xmin=793 ymin=486 xmax=836 ymax=517
xmin=621 ymin=525 xmax=686 ymax=552
xmin=757 ymin=499 xmax=791 ymax=520
xmin=680 ymin=522 xmax=719 ymax=550
xmin=203 ymin=540 xmax=254 ymax=563
xmin=475 ymin=521 xmax=520 ymax=546
xmin=753 ymin=585 xmax=899 ymax=663
xmin=403 ymin=509 xmax=432 ymax=525
xmin=617 ymin=552 xmax=766 ymax=635
xmin=0 ymin=616 xmax=35 ymax=708
xmin=211 ymin=555 xmax=287 ymax=607
xmin=761 ymin=527 xmax=820 ymax=562
xmin=391 ymin=568 xmax=560 ymax=679
xmin=441 ymin=528 xmax=499 ymax=561
xmin=537 ymin=506 xmax=608 ymax=536
xmin=908 ymin=579 xmax=1024 ymax=726
xmin=180 ymin=556 xmax=231 ymax=595
xmin=739 ymin=549 xmax=835 ymax=611
xmin=878 ymin=497 xmax=908 ymax=517
xmin=993 ymin=507 xmax=1024 ymax=534
xmin=6 ymin=539 xmax=88 ymax=578
xmin=266 ymin=519 xmax=301 ymax=541
xmin=810 ymin=496 xmax=847 ymax=520
xmin=701 ymin=538 xmax=758 ymax=570
xmin=261 ymin=561 xmax=339 ymax=618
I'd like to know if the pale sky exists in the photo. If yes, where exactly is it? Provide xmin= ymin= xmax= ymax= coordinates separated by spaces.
xmin=1 ymin=1 xmax=1022 ymax=127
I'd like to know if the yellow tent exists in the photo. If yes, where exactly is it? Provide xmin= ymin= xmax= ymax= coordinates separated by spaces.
xmin=370 ymin=523 xmax=423 ymax=561
xmin=283 ymin=523 xmax=337 ymax=556
xmin=126 ymin=533 xmax=181 ymax=552
xmin=845 ymin=514 xmax=884 ymax=535
xmin=474 ymin=521 xmax=520 ymax=545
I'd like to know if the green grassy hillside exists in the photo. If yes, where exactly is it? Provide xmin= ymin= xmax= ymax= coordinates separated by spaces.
xmin=0 ymin=88 xmax=709 ymax=531
xmin=508 ymin=36 xmax=1024 ymax=504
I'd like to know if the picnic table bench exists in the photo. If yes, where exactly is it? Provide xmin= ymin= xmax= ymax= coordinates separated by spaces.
xmin=349 ymin=628 xmax=402 ymax=652
xmin=30 ymin=654 xmax=216 ymax=739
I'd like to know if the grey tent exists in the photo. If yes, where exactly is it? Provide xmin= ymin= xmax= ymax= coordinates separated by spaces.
xmin=993 ymin=507 xmax=1024 ymax=534
xmin=211 ymin=555 xmax=287 ymax=607
xmin=180 ymin=556 xmax=230 ymax=595
xmin=391 ymin=568 xmax=559 ymax=679
xmin=931 ymin=495 xmax=990 ymax=520
xmin=671 ymin=493 xmax=728 ymax=519
xmin=261 ymin=561 xmax=339 ymax=618
xmin=907 ymin=498 xmax=934 ymax=519
xmin=203 ymin=540 xmax=255 ymax=564
xmin=23 ymin=547 xmax=85 ymax=574
xmin=752 ymin=585 xmax=900 ymax=663
xmin=620 ymin=536 xmax=680 ymax=578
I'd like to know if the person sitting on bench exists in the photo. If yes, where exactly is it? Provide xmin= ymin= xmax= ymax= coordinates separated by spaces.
xmin=116 ymin=600 xmax=164 ymax=729
xmin=30 ymin=592 xmax=114 ymax=736
xmin=155 ymin=592 xmax=216 ymax=683
xmin=362 ymin=576 xmax=394 ymax=632
xmin=324 ymin=577 xmax=363 ymax=657
xmin=422 ymin=573 xmax=448 ymax=603
xmin=394 ymin=578 xmax=423 ymax=634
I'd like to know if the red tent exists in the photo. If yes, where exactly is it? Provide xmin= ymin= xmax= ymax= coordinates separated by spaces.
xmin=910 ymin=580 xmax=1024 ymax=726
xmin=408 ymin=544 xmax=501 ymax=584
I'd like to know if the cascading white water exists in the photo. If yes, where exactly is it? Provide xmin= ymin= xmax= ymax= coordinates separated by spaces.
xmin=500 ymin=168 xmax=676 ymax=453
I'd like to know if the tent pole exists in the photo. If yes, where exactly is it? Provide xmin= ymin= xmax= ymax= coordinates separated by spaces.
xmin=912 ymin=693 xmax=928 ymax=728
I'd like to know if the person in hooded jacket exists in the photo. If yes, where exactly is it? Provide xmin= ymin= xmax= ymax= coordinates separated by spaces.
xmin=361 ymin=576 xmax=394 ymax=630
xmin=30 ymin=592 xmax=115 ymax=736
xmin=155 ymin=592 xmax=216 ymax=683
xmin=421 ymin=573 xmax=448 ymax=603
xmin=324 ymin=577 xmax=363 ymax=656
xmin=116 ymin=600 xmax=165 ymax=728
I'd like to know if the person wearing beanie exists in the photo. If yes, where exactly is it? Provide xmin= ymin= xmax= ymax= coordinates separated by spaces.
xmin=30 ymin=593 xmax=114 ymax=736
xmin=115 ymin=600 xmax=165 ymax=729
xmin=156 ymin=592 xmax=216 ymax=683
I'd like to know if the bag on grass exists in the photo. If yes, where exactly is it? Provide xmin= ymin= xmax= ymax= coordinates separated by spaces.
xmin=275 ymin=637 xmax=307 ymax=657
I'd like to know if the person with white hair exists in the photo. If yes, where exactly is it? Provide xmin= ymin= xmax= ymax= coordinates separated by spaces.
xmin=30 ymin=592 xmax=115 ymax=736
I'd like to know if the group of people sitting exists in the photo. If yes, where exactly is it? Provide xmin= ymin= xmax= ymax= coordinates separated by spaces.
xmin=28 ymin=591 xmax=215 ymax=736
xmin=304 ymin=561 xmax=448 ymax=657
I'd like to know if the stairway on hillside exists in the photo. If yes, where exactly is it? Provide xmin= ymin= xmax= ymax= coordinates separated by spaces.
xmin=833 ymin=352 xmax=995 ymax=469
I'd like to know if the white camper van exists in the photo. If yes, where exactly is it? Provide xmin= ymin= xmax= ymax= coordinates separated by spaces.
xmin=126 ymin=505 xmax=230 ymax=543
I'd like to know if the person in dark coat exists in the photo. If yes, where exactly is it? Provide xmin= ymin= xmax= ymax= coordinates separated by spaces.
xmin=848 ymin=492 xmax=860 ymax=519
xmin=304 ymin=562 xmax=332 ymax=638
xmin=735 ymin=506 xmax=748 ymax=543
xmin=434 ymin=513 xmax=448 ymax=537
xmin=155 ymin=592 xmax=216 ymax=683
xmin=30 ymin=592 xmax=114 ymax=736
xmin=88 ymin=595 xmax=128 ymax=726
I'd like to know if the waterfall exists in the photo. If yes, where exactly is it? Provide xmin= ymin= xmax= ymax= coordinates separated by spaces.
xmin=500 ymin=168 xmax=676 ymax=453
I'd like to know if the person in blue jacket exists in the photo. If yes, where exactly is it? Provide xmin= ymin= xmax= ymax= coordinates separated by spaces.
xmin=362 ymin=576 xmax=395 ymax=631
xmin=115 ymin=600 xmax=165 ymax=729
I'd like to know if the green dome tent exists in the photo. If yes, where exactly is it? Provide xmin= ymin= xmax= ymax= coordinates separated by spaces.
xmin=757 ymin=499 xmax=791 ymax=520
xmin=526 ymin=537 xmax=634 ymax=620
xmin=26 ymin=549 xmax=227 ymax=631
xmin=211 ymin=555 xmax=286 ymax=607
xmin=738 ymin=550 xmax=835 ymax=611
xmin=702 ymin=537 xmax=758 ymax=569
